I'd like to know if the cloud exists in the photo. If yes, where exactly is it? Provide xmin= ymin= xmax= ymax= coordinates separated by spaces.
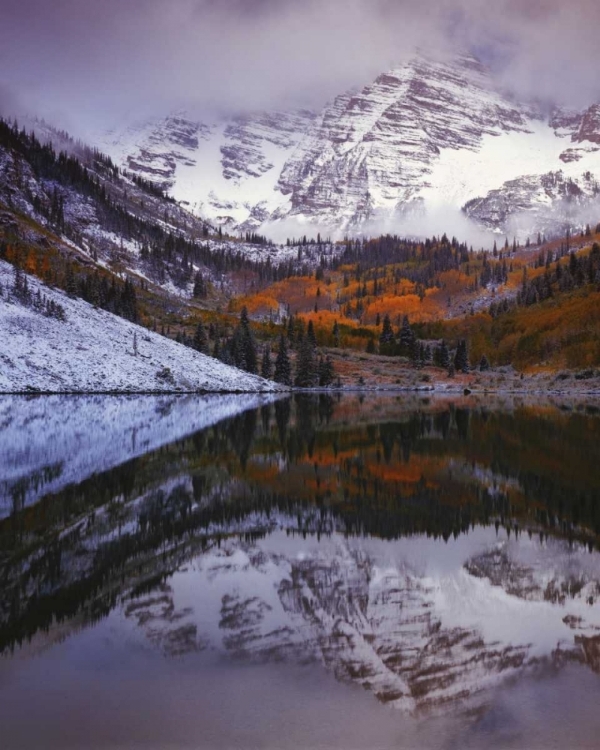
xmin=0 ymin=0 xmax=599 ymax=138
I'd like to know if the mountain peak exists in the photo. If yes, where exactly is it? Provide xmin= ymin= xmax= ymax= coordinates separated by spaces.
xmin=88 ymin=54 xmax=600 ymax=240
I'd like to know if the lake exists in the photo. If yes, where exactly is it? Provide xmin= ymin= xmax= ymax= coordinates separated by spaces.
xmin=1 ymin=392 xmax=599 ymax=749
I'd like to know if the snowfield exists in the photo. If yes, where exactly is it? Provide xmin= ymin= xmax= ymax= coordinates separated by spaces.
xmin=0 ymin=259 xmax=281 ymax=393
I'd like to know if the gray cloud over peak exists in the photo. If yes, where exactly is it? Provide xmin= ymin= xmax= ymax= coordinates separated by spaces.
xmin=1 ymin=0 xmax=599 ymax=137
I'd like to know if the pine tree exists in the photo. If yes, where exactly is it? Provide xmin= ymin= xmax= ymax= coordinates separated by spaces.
xmin=379 ymin=314 xmax=394 ymax=354
xmin=261 ymin=345 xmax=272 ymax=380
xmin=454 ymin=340 xmax=470 ymax=373
xmin=332 ymin=320 xmax=340 ymax=347
xmin=409 ymin=337 xmax=420 ymax=367
xmin=307 ymin=320 xmax=317 ymax=348
xmin=294 ymin=337 xmax=317 ymax=388
xmin=231 ymin=306 xmax=257 ymax=373
xmin=193 ymin=272 xmax=207 ymax=298
xmin=436 ymin=340 xmax=450 ymax=369
xmin=65 ymin=265 xmax=77 ymax=298
xmin=287 ymin=315 xmax=296 ymax=347
xmin=274 ymin=334 xmax=292 ymax=386
xmin=398 ymin=315 xmax=415 ymax=355
xmin=318 ymin=355 xmax=335 ymax=387
xmin=479 ymin=354 xmax=491 ymax=372
xmin=193 ymin=321 xmax=209 ymax=355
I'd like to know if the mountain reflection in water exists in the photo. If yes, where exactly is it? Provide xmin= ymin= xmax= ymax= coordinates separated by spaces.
xmin=0 ymin=393 xmax=599 ymax=748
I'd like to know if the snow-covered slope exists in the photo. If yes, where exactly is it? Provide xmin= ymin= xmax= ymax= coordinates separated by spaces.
xmin=94 ymin=52 xmax=600 ymax=239
xmin=0 ymin=259 xmax=280 ymax=393
xmin=97 ymin=109 xmax=316 ymax=232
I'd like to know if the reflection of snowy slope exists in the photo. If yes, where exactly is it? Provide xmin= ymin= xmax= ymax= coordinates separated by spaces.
xmin=126 ymin=530 xmax=600 ymax=714
xmin=0 ymin=392 xmax=278 ymax=517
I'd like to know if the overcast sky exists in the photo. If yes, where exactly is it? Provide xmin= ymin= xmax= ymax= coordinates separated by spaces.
xmin=1 ymin=0 xmax=599 ymax=136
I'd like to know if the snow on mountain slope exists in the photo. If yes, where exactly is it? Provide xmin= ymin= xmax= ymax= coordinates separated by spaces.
xmin=424 ymin=120 xmax=600 ymax=236
xmin=273 ymin=53 xmax=533 ymax=230
xmin=0 ymin=259 xmax=280 ymax=394
xmin=93 ymin=52 xmax=600 ymax=241
xmin=464 ymin=168 xmax=600 ymax=236
xmin=97 ymin=110 xmax=315 ymax=231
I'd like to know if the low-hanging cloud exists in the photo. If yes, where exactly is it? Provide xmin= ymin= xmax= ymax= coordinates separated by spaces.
xmin=1 ymin=0 xmax=599 ymax=138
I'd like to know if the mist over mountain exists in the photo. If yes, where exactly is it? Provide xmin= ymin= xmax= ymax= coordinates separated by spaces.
xmin=2 ymin=0 xmax=600 ymax=137
xmin=1 ymin=0 xmax=600 ymax=243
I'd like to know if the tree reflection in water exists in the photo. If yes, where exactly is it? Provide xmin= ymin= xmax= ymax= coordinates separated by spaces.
xmin=1 ymin=393 xmax=600 ymax=654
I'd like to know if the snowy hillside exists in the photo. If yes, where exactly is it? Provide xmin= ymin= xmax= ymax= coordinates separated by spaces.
xmin=0 ymin=259 xmax=281 ymax=393
xmin=94 ymin=52 xmax=600 ymax=240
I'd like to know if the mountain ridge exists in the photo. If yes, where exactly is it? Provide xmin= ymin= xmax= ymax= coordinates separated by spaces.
xmin=89 ymin=51 xmax=600 ymax=240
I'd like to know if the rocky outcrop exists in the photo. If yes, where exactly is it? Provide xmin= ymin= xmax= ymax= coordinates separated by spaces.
xmin=463 ymin=170 xmax=600 ymax=235
xmin=123 ymin=115 xmax=211 ymax=190
xmin=220 ymin=110 xmax=316 ymax=183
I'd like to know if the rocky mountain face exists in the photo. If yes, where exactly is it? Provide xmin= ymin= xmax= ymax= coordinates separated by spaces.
xmin=93 ymin=52 xmax=600 ymax=240
xmin=463 ymin=169 xmax=600 ymax=234
xmin=123 ymin=115 xmax=210 ymax=189
xmin=274 ymin=54 xmax=532 ymax=230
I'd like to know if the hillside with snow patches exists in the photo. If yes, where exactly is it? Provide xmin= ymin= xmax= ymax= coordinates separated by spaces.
xmin=0 ymin=259 xmax=280 ymax=394
xmin=94 ymin=52 xmax=600 ymax=241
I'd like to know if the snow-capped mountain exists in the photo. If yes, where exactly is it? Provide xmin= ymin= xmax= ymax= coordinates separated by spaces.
xmin=97 ymin=109 xmax=316 ymax=232
xmin=94 ymin=52 xmax=600 ymax=240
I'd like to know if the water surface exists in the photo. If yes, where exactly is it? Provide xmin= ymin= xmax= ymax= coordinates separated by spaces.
xmin=1 ymin=392 xmax=599 ymax=748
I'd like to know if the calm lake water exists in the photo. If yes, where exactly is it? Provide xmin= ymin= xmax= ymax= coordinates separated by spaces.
xmin=1 ymin=392 xmax=600 ymax=749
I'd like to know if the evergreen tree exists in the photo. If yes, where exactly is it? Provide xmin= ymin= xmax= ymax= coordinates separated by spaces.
xmin=193 ymin=321 xmax=209 ymax=355
xmin=193 ymin=272 xmax=207 ymax=298
xmin=479 ymin=354 xmax=491 ymax=372
xmin=454 ymin=340 xmax=470 ymax=373
xmin=318 ymin=355 xmax=335 ymax=387
xmin=231 ymin=306 xmax=257 ymax=373
xmin=307 ymin=320 xmax=317 ymax=348
xmin=287 ymin=315 xmax=296 ymax=347
xmin=379 ymin=314 xmax=394 ymax=354
xmin=409 ymin=337 xmax=420 ymax=367
xmin=398 ymin=315 xmax=415 ymax=355
xmin=261 ymin=344 xmax=273 ymax=380
xmin=274 ymin=335 xmax=292 ymax=386
xmin=295 ymin=337 xmax=317 ymax=388
xmin=436 ymin=339 xmax=450 ymax=369
xmin=65 ymin=265 xmax=77 ymax=298
xmin=332 ymin=320 xmax=340 ymax=347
